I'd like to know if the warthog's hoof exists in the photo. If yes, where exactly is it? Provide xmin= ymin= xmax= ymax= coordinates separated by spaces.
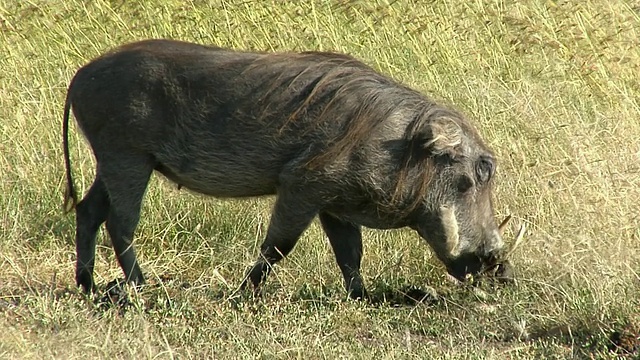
xmin=98 ymin=279 xmax=132 ymax=309
xmin=402 ymin=285 xmax=439 ymax=304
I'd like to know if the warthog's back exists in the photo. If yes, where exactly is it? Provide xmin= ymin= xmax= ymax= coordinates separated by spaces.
xmin=67 ymin=39 xmax=401 ymax=197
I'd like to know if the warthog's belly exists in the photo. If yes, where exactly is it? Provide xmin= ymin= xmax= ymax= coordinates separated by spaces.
xmin=153 ymin=160 xmax=279 ymax=198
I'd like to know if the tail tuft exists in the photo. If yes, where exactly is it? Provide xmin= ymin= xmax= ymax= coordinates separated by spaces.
xmin=63 ymin=184 xmax=78 ymax=213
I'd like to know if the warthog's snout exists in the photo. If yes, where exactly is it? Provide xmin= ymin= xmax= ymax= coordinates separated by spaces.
xmin=442 ymin=235 xmax=505 ymax=282
xmin=444 ymin=215 xmax=519 ymax=283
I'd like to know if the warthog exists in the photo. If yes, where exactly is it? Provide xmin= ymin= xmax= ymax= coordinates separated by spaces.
xmin=63 ymin=39 xmax=507 ymax=299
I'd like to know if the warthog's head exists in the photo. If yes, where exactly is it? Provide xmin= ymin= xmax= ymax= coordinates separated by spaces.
xmin=403 ymin=108 xmax=507 ymax=281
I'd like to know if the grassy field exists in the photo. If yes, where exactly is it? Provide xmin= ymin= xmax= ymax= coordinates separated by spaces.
xmin=1 ymin=0 xmax=639 ymax=358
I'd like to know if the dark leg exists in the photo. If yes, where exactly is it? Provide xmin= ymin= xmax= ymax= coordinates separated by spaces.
xmin=75 ymin=176 xmax=110 ymax=293
xmin=100 ymin=156 xmax=154 ymax=287
xmin=319 ymin=212 xmax=366 ymax=299
xmin=241 ymin=190 xmax=318 ymax=291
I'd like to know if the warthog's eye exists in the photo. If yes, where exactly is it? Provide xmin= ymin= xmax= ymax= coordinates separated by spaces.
xmin=475 ymin=156 xmax=494 ymax=184
xmin=457 ymin=175 xmax=475 ymax=193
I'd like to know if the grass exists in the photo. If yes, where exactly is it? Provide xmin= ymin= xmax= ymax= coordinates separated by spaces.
xmin=1 ymin=0 xmax=639 ymax=358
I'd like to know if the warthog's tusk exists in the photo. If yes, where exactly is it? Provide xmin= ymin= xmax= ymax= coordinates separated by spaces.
xmin=506 ymin=223 xmax=526 ymax=258
xmin=498 ymin=214 xmax=512 ymax=235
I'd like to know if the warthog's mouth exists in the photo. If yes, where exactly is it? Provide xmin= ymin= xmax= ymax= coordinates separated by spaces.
xmin=448 ymin=259 xmax=514 ymax=284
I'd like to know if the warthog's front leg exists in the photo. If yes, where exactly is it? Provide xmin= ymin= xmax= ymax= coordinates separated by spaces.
xmin=242 ymin=189 xmax=318 ymax=293
xmin=319 ymin=213 xmax=366 ymax=300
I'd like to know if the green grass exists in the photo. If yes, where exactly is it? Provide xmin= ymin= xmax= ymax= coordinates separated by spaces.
xmin=1 ymin=0 xmax=639 ymax=358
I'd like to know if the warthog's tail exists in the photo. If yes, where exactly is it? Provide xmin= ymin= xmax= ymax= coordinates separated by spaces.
xmin=62 ymin=89 xmax=78 ymax=213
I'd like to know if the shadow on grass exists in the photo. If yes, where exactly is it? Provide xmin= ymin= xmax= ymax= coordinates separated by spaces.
xmin=283 ymin=280 xmax=442 ymax=308
xmin=89 ymin=275 xmax=445 ymax=314
xmin=367 ymin=283 xmax=440 ymax=307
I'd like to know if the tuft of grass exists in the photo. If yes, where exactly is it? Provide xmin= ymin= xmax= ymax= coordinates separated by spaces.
xmin=1 ymin=0 xmax=639 ymax=358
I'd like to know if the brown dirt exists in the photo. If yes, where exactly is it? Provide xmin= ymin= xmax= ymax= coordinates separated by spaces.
xmin=608 ymin=317 xmax=640 ymax=357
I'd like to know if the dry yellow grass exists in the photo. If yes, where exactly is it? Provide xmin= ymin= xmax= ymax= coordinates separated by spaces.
xmin=1 ymin=0 xmax=639 ymax=358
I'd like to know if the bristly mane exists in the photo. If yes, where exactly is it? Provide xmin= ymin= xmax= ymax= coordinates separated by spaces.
xmin=246 ymin=51 xmax=470 ymax=213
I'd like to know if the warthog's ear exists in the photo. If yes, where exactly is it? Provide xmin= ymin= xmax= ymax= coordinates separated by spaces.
xmin=415 ymin=116 xmax=463 ymax=159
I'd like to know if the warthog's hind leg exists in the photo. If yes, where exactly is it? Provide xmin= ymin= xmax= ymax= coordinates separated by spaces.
xmin=100 ymin=154 xmax=154 ymax=288
xmin=75 ymin=175 xmax=110 ymax=293
xmin=319 ymin=212 xmax=366 ymax=300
